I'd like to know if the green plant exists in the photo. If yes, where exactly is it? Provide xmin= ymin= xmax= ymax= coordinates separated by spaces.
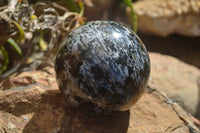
xmin=0 ymin=21 xmax=23 ymax=75
xmin=7 ymin=38 xmax=22 ymax=57
xmin=0 ymin=46 xmax=9 ymax=74
xmin=62 ymin=0 xmax=84 ymax=16
xmin=62 ymin=0 xmax=85 ymax=24
xmin=62 ymin=0 xmax=80 ymax=13
xmin=123 ymin=0 xmax=137 ymax=33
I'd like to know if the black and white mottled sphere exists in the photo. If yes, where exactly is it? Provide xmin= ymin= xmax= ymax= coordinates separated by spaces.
xmin=55 ymin=21 xmax=150 ymax=111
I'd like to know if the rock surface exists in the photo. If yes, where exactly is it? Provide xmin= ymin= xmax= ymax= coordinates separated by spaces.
xmin=0 ymin=83 xmax=199 ymax=133
xmin=0 ymin=64 xmax=199 ymax=132
xmin=141 ymin=34 xmax=200 ymax=69
xmin=149 ymin=52 xmax=200 ymax=119
xmin=128 ymin=0 xmax=200 ymax=37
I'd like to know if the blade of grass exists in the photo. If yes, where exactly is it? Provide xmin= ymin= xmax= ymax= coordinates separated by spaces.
xmin=7 ymin=38 xmax=23 ymax=57
xmin=13 ymin=21 xmax=25 ymax=42
xmin=78 ymin=0 xmax=84 ymax=17
xmin=39 ymin=33 xmax=48 ymax=51
xmin=0 ymin=46 xmax=9 ymax=74
xmin=77 ymin=0 xmax=85 ymax=25
xmin=123 ymin=0 xmax=137 ymax=33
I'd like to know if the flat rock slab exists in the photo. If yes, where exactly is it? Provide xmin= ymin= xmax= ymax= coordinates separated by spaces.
xmin=0 ymin=83 xmax=199 ymax=133
xmin=128 ymin=0 xmax=200 ymax=37
xmin=0 ymin=60 xmax=199 ymax=132
xmin=149 ymin=52 xmax=200 ymax=119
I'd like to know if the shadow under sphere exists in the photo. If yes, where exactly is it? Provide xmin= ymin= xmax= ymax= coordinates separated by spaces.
xmin=23 ymin=90 xmax=130 ymax=133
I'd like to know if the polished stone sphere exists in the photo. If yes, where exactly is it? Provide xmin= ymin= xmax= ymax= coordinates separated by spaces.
xmin=55 ymin=21 xmax=150 ymax=111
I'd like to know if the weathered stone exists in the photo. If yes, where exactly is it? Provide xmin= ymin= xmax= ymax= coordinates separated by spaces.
xmin=127 ymin=0 xmax=200 ymax=37
xmin=140 ymin=34 xmax=200 ymax=69
xmin=0 ymin=64 xmax=58 ymax=91
xmin=0 ymin=60 xmax=199 ymax=132
xmin=0 ymin=79 xmax=199 ymax=132
xmin=149 ymin=52 xmax=200 ymax=119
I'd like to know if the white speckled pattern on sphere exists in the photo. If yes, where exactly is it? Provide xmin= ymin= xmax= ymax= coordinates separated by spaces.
xmin=55 ymin=21 xmax=150 ymax=111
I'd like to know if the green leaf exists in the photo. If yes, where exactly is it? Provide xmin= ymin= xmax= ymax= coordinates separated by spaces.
xmin=78 ymin=0 xmax=84 ymax=17
xmin=0 ymin=46 xmax=9 ymax=74
xmin=123 ymin=0 xmax=137 ymax=33
xmin=7 ymin=38 xmax=23 ymax=57
xmin=13 ymin=21 xmax=25 ymax=42
xmin=62 ymin=0 xmax=80 ymax=12
xmin=39 ymin=33 xmax=48 ymax=51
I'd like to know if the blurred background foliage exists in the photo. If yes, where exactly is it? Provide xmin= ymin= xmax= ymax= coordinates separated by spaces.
xmin=0 ymin=0 xmax=137 ymax=77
